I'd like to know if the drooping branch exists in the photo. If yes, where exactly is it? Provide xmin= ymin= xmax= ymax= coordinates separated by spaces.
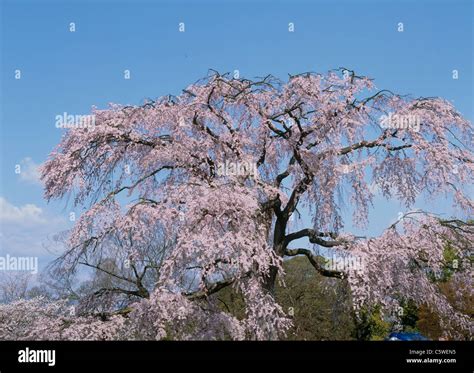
xmin=284 ymin=228 xmax=342 ymax=248
xmin=338 ymin=136 xmax=412 ymax=156
xmin=284 ymin=248 xmax=345 ymax=279
xmin=184 ymin=278 xmax=236 ymax=301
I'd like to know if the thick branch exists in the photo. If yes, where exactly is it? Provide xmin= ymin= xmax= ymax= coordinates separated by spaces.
xmin=284 ymin=248 xmax=345 ymax=279
xmin=284 ymin=228 xmax=340 ymax=248
xmin=184 ymin=278 xmax=236 ymax=301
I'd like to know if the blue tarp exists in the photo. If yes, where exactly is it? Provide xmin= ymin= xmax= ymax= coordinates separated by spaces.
xmin=387 ymin=332 xmax=429 ymax=341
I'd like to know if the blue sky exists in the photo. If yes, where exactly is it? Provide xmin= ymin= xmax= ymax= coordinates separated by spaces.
xmin=0 ymin=0 xmax=472 ymax=269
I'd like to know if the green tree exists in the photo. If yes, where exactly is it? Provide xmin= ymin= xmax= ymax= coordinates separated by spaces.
xmin=214 ymin=256 xmax=355 ymax=340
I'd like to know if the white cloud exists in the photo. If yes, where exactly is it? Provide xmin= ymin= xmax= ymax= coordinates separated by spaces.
xmin=0 ymin=197 xmax=46 ymax=224
xmin=18 ymin=157 xmax=42 ymax=185
xmin=0 ymin=197 xmax=69 ymax=259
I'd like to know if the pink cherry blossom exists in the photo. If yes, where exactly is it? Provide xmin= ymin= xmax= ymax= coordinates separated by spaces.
xmin=5 ymin=70 xmax=470 ymax=340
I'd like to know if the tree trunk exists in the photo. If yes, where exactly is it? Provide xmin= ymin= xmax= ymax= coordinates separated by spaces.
xmin=263 ymin=217 xmax=287 ymax=294
xmin=263 ymin=265 xmax=279 ymax=294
